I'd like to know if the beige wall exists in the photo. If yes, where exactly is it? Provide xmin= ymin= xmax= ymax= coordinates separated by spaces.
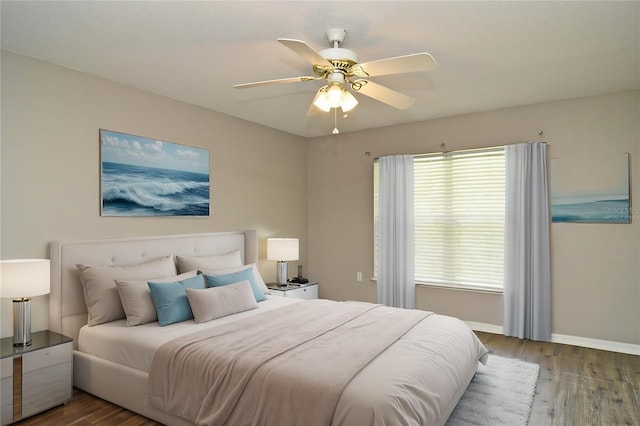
xmin=307 ymin=90 xmax=640 ymax=345
xmin=0 ymin=51 xmax=307 ymax=337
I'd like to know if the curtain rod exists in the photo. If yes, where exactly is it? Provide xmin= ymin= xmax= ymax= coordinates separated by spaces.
xmin=369 ymin=137 xmax=548 ymax=160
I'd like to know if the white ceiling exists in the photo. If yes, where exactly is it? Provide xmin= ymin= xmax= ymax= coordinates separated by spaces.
xmin=2 ymin=1 xmax=639 ymax=138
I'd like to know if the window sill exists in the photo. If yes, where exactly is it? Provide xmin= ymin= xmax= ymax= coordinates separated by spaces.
xmin=371 ymin=277 xmax=503 ymax=295
xmin=415 ymin=281 xmax=503 ymax=295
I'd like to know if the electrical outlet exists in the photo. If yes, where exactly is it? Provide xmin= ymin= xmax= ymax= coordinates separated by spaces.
xmin=356 ymin=272 xmax=363 ymax=282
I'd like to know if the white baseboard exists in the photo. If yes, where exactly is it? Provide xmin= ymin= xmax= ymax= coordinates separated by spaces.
xmin=550 ymin=333 xmax=640 ymax=355
xmin=465 ymin=321 xmax=640 ymax=355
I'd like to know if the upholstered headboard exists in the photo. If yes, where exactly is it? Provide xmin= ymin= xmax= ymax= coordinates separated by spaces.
xmin=49 ymin=230 xmax=258 ymax=348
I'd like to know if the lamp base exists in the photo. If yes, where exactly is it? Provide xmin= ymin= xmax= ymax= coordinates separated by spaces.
xmin=13 ymin=298 xmax=32 ymax=347
xmin=276 ymin=261 xmax=288 ymax=286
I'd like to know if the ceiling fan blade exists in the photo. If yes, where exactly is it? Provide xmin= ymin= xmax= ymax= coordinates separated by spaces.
xmin=278 ymin=38 xmax=334 ymax=67
xmin=352 ymin=53 xmax=437 ymax=78
xmin=351 ymin=80 xmax=415 ymax=109
xmin=233 ymin=76 xmax=317 ymax=89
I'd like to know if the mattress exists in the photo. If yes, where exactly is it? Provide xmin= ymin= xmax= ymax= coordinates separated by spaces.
xmin=78 ymin=295 xmax=299 ymax=373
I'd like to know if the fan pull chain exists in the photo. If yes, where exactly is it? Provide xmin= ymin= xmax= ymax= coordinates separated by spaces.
xmin=332 ymin=108 xmax=339 ymax=135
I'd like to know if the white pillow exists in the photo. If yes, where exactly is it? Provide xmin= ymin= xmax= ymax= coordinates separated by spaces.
xmin=116 ymin=270 xmax=197 ymax=326
xmin=176 ymin=250 xmax=243 ymax=274
xmin=199 ymin=263 xmax=270 ymax=295
xmin=77 ymin=255 xmax=177 ymax=326
xmin=185 ymin=280 xmax=258 ymax=323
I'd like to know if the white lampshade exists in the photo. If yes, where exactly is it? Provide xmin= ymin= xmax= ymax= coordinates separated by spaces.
xmin=313 ymin=87 xmax=332 ymax=112
xmin=341 ymin=90 xmax=358 ymax=112
xmin=0 ymin=259 xmax=51 ymax=299
xmin=267 ymin=238 xmax=299 ymax=261
xmin=326 ymin=84 xmax=344 ymax=108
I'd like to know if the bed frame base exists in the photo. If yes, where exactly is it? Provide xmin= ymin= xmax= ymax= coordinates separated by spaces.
xmin=74 ymin=351 xmax=193 ymax=425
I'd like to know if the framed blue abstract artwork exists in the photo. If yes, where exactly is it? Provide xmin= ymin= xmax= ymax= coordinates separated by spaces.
xmin=100 ymin=129 xmax=210 ymax=217
xmin=551 ymin=153 xmax=630 ymax=223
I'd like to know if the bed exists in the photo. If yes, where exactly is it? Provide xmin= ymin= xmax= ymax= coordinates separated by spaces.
xmin=49 ymin=230 xmax=488 ymax=426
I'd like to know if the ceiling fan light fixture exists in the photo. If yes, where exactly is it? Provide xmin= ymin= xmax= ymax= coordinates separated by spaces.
xmin=314 ymin=82 xmax=358 ymax=113
xmin=313 ymin=87 xmax=332 ymax=112
xmin=341 ymin=90 xmax=358 ymax=112
xmin=326 ymin=83 xmax=345 ymax=107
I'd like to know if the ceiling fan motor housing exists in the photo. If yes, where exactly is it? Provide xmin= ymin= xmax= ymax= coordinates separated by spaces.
xmin=320 ymin=48 xmax=359 ymax=73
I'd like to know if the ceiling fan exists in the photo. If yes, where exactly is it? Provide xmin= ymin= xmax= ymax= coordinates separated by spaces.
xmin=234 ymin=28 xmax=438 ymax=115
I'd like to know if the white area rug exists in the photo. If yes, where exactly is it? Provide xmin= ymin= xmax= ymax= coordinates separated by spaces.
xmin=446 ymin=355 xmax=540 ymax=426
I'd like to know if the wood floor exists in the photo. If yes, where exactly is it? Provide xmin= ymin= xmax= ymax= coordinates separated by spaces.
xmin=13 ymin=332 xmax=640 ymax=426
xmin=477 ymin=332 xmax=640 ymax=426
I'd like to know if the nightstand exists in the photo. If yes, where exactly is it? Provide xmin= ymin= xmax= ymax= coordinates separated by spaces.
xmin=267 ymin=282 xmax=318 ymax=300
xmin=0 ymin=330 xmax=72 ymax=425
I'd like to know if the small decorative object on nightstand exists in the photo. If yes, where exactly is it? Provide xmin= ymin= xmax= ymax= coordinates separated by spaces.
xmin=267 ymin=282 xmax=318 ymax=300
xmin=0 ymin=330 xmax=72 ymax=425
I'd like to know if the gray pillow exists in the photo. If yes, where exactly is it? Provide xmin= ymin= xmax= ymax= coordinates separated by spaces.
xmin=77 ymin=255 xmax=176 ymax=326
xmin=185 ymin=280 xmax=258 ymax=323
xmin=116 ymin=270 xmax=197 ymax=326
xmin=176 ymin=250 xmax=242 ymax=274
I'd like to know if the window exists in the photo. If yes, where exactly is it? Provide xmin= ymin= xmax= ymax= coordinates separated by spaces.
xmin=374 ymin=147 xmax=505 ymax=292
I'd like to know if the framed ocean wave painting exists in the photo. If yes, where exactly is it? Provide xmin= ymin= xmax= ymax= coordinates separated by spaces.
xmin=551 ymin=153 xmax=630 ymax=223
xmin=100 ymin=129 xmax=210 ymax=217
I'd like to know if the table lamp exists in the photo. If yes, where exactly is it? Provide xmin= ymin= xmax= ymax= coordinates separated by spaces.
xmin=267 ymin=238 xmax=299 ymax=286
xmin=0 ymin=259 xmax=51 ymax=346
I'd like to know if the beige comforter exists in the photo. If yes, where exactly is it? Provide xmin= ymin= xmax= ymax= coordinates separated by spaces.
xmin=147 ymin=299 xmax=488 ymax=426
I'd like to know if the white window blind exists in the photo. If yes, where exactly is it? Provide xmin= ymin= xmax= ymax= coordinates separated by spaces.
xmin=374 ymin=147 xmax=505 ymax=291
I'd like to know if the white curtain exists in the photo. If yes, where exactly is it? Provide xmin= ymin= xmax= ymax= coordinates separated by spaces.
xmin=504 ymin=142 xmax=551 ymax=341
xmin=377 ymin=155 xmax=415 ymax=309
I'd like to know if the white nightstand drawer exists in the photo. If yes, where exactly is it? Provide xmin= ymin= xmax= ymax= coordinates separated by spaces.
xmin=288 ymin=285 xmax=318 ymax=299
xmin=23 ymin=341 xmax=72 ymax=373
xmin=22 ymin=360 xmax=72 ymax=417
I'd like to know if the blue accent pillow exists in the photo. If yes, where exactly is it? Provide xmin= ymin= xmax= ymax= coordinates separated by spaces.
xmin=148 ymin=274 xmax=206 ymax=326
xmin=203 ymin=267 xmax=266 ymax=302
